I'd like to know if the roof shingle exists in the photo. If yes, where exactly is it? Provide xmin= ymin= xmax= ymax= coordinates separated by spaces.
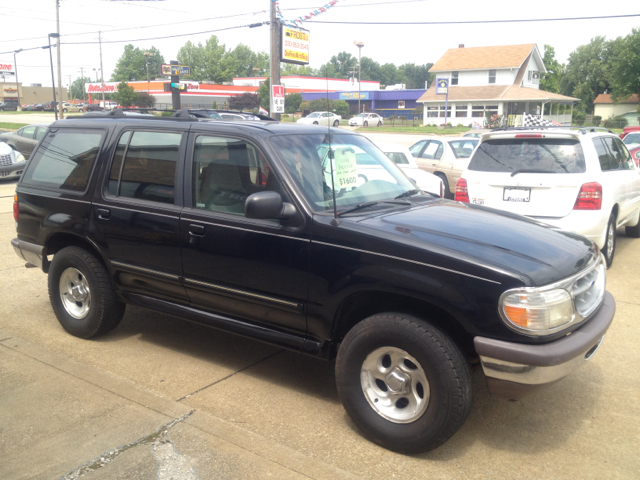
xmin=430 ymin=44 xmax=536 ymax=72
xmin=594 ymin=94 xmax=639 ymax=104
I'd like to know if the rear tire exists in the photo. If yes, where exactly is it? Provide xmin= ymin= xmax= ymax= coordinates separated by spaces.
xmin=377 ymin=121 xmax=382 ymax=126
xmin=48 ymin=246 xmax=125 ymax=338
xmin=333 ymin=120 xmax=340 ymax=127
xmin=364 ymin=121 xmax=369 ymax=127
xmin=435 ymin=173 xmax=451 ymax=198
xmin=336 ymin=313 xmax=473 ymax=454
xmin=603 ymin=214 xmax=616 ymax=268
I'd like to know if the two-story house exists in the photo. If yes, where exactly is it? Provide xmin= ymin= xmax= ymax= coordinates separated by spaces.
xmin=419 ymin=44 xmax=579 ymax=126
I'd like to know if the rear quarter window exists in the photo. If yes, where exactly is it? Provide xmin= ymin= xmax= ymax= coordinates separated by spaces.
xmin=468 ymin=138 xmax=586 ymax=174
xmin=22 ymin=128 xmax=104 ymax=192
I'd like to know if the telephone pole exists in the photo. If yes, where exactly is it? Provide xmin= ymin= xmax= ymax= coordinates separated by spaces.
xmin=99 ymin=31 xmax=106 ymax=107
xmin=78 ymin=66 xmax=85 ymax=101
xmin=269 ymin=0 xmax=281 ymax=120
xmin=56 ymin=0 xmax=64 ymax=118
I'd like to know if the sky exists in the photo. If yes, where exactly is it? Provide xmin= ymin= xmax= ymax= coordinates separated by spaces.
xmin=0 ymin=0 xmax=638 ymax=88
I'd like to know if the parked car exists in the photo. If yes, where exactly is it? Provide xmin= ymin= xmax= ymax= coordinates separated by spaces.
xmin=621 ymin=130 xmax=640 ymax=149
xmin=32 ymin=104 xmax=43 ymax=111
xmin=409 ymin=137 xmax=479 ymax=198
xmin=11 ymin=115 xmax=615 ymax=454
xmin=0 ymin=124 xmax=49 ymax=159
xmin=455 ymin=127 xmax=640 ymax=267
xmin=375 ymin=141 xmax=444 ymax=197
xmin=61 ymin=102 xmax=83 ymax=113
xmin=629 ymin=146 xmax=640 ymax=167
xmin=619 ymin=126 xmax=640 ymax=141
xmin=349 ymin=112 xmax=384 ymax=127
xmin=99 ymin=101 xmax=118 ymax=110
xmin=297 ymin=111 xmax=342 ymax=127
xmin=0 ymin=101 xmax=19 ymax=111
xmin=43 ymin=101 xmax=59 ymax=111
xmin=0 ymin=141 xmax=26 ymax=179
xmin=82 ymin=103 xmax=104 ymax=112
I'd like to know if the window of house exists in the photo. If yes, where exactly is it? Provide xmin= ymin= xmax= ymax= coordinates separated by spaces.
xmin=527 ymin=71 xmax=532 ymax=81
xmin=472 ymin=106 xmax=485 ymax=118
xmin=193 ymin=135 xmax=280 ymax=216
xmin=22 ymin=129 xmax=104 ymax=192
xmin=451 ymin=71 xmax=459 ymax=86
xmin=108 ymin=130 xmax=182 ymax=204
xmin=439 ymin=106 xmax=452 ymax=118
xmin=456 ymin=105 xmax=468 ymax=117
xmin=427 ymin=106 xmax=439 ymax=118
xmin=488 ymin=69 xmax=496 ymax=84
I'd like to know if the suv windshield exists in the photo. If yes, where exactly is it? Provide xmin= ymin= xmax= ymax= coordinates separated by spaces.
xmin=269 ymin=134 xmax=417 ymax=213
xmin=468 ymin=138 xmax=586 ymax=174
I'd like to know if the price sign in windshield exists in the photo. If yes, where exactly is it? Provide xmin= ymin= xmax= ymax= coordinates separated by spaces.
xmin=333 ymin=147 xmax=358 ymax=190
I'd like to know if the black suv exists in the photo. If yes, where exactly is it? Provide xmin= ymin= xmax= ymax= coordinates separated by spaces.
xmin=11 ymin=114 xmax=615 ymax=453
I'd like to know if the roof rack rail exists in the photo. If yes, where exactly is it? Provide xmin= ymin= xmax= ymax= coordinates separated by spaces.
xmin=490 ymin=125 xmax=575 ymax=133
xmin=578 ymin=126 xmax=614 ymax=135
xmin=70 ymin=108 xmax=195 ymax=121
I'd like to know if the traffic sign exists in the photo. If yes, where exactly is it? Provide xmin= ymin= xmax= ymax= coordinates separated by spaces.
xmin=272 ymin=85 xmax=285 ymax=114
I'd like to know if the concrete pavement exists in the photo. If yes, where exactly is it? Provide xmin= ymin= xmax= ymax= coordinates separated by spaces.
xmin=1 ymin=168 xmax=640 ymax=479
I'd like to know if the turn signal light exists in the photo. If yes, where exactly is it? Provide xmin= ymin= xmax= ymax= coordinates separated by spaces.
xmin=13 ymin=194 xmax=18 ymax=222
xmin=573 ymin=182 xmax=602 ymax=210
xmin=455 ymin=178 xmax=469 ymax=202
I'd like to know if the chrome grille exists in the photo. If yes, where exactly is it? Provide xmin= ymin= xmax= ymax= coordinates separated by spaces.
xmin=572 ymin=260 xmax=605 ymax=318
xmin=0 ymin=154 xmax=12 ymax=166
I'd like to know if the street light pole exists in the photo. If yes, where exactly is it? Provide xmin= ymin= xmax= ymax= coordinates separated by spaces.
xmin=13 ymin=49 xmax=22 ymax=111
xmin=144 ymin=52 xmax=153 ymax=93
xmin=44 ymin=34 xmax=59 ymax=121
xmin=354 ymin=41 xmax=364 ymax=116
xmin=55 ymin=0 xmax=64 ymax=119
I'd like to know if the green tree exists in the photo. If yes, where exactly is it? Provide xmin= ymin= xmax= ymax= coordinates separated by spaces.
xmin=358 ymin=57 xmax=381 ymax=82
xmin=227 ymin=44 xmax=269 ymax=78
xmin=281 ymin=63 xmax=314 ymax=76
xmin=136 ymin=92 xmax=156 ymax=108
xmin=539 ymin=45 xmax=564 ymax=94
xmin=68 ymin=76 xmax=92 ymax=101
xmin=258 ymin=77 xmax=270 ymax=110
xmin=228 ymin=92 xmax=260 ymax=110
xmin=111 ymin=45 xmax=165 ymax=82
xmin=113 ymin=82 xmax=138 ymax=107
xmin=285 ymin=92 xmax=303 ymax=113
xmin=609 ymin=29 xmax=640 ymax=105
xmin=177 ymin=36 xmax=233 ymax=83
xmin=398 ymin=63 xmax=433 ymax=89
xmin=561 ymin=36 xmax=615 ymax=113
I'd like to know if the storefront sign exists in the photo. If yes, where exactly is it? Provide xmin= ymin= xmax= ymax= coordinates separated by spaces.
xmin=0 ymin=64 xmax=14 ymax=73
xmin=281 ymin=26 xmax=310 ymax=65
xmin=161 ymin=64 xmax=191 ymax=76
xmin=339 ymin=92 xmax=369 ymax=100
xmin=435 ymin=78 xmax=448 ymax=95
xmin=85 ymin=82 xmax=118 ymax=93
xmin=3 ymin=88 xmax=18 ymax=94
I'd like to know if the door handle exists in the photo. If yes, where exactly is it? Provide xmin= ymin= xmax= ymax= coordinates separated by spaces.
xmin=97 ymin=208 xmax=110 ymax=220
xmin=189 ymin=224 xmax=205 ymax=237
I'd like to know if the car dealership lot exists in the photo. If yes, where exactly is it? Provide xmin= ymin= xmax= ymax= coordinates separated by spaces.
xmin=1 ymin=151 xmax=639 ymax=480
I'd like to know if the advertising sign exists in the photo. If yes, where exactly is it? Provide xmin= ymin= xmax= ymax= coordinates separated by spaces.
xmin=338 ymin=92 xmax=369 ymax=100
xmin=272 ymin=85 xmax=285 ymax=114
xmin=0 ymin=63 xmax=14 ymax=73
xmin=161 ymin=64 xmax=191 ymax=76
xmin=85 ymin=82 xmax=118 ymax=93
xmin=435 ymin=78 xmax=449 ymax=95
xmin=281 ymin=26 xmax=310 ymax=65
xmin=532 ymin=71 xmax=540 ymax=80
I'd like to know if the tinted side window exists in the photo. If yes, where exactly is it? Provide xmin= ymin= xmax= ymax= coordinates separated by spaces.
xmin=386 ymin=152 xmax=410 ymax=165
xmin=603 ymin=137 xmax=630 ymax=170
xmin=193 ymin=136 xmax=280 ymax=216
xmin=22 ymin=129 xmax=103 ymax=191
xmin=409 ymin=141 xmax=426 ymax=157
xmin=594 ymin=138 xmax=614 ymax=171
xmin=108 ymin=131 xmax=181 ymax=204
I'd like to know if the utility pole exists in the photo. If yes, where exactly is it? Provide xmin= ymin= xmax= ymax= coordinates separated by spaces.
xmin=78 ymin=66 xmax=85 ymax=101
xmin=99 ymin=31 xmax=106 ymax=107
xmin=269 ymin=0 xmax=281 ymax=120
xmin=14 ymin=49 xmax=22 ymax=111
xmin=56 ymin=0 xmax=64 ymax=119
xmin=354 ymin=41 xmax=364 ymax=115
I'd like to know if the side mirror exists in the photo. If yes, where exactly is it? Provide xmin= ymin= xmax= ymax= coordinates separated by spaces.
xmin=245 ymin=191 xmax=296 ymax=220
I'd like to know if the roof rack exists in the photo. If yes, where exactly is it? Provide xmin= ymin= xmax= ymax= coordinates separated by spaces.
xmin=490 ymin=125 xmax=574 ymax=133
xmin=578 ymin=126 xmax=615 ymax=135
xmin=69 ymin=108 xmax=196 ymax=121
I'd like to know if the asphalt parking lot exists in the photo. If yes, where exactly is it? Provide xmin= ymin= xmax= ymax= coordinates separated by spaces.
xmin=1 ymin=164 xmax=639 ymax=479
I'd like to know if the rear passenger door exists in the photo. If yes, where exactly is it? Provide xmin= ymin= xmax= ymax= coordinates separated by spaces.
xmin=93 ymin=128 xmax=190 ymax=305
xmin=179 ymin=131 xmax=309 ymax=339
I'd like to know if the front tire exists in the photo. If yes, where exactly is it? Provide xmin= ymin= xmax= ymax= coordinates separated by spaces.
xmin=603 ymin=214 xmax=616 ymax=268
xmin=63 ymin=108 xmax=68 ymax=113
xmin=336 ymin=313 xmax=473 ymax=454
xmin=364 ymin=121 xmax=369 ymax=127
xmin=333 ymin=120 xmax=340 ymax=127
xmin=313 ymin=121 xmax=318 ymax=125
xmin=48 ymin=246 xmax=125 ymax=338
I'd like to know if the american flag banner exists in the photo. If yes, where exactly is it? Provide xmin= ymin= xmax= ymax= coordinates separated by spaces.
xmin=522 ymin=112 xmax=562 ymax=127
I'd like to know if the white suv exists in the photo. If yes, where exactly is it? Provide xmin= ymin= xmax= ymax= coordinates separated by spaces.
xmin=455 ymin=127 xmax=640 ymax=267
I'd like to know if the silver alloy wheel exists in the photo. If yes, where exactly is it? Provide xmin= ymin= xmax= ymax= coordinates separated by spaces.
xmin=59 ymin=267 xmax=92 ymax=319
xmin=607 ymin=222 xmax=614 ymax=259
xmin=360 ymin=346 xmax=430 ymax=423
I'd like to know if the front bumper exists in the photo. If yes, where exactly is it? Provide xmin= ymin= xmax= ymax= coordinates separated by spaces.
xmin=474 ymin=291 xmax=615 ymax=398
xmin=0 ymin=161 xmax=26 ymax=178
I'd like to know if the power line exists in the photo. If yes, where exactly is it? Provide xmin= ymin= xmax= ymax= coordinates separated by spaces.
xmin=306 ymin=13 xmax=640 ymax=25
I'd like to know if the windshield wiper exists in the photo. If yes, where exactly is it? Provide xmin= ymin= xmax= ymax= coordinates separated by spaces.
xmin=337 ymin=201 xmax=380 ymax=216
xmin=511 ymin=168 xmax=554 ymax=177
xmin=394 ymin=189 xmax=421 ymax=199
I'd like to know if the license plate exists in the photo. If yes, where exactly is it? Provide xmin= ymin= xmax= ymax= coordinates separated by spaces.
xmin=503 ymin=187 xmax=530 ymax=202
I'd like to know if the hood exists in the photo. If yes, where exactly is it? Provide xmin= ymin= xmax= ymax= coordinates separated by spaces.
xmin=357 ymin=200 xmax=597 ymax=286
xmin=0 ymin=142 xmax=14 ymax=156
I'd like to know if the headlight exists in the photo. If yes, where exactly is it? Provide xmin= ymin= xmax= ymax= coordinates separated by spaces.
xmin=16 ymin=153 xmax=25 ymax=163
xmin=499 ymin=254 xmax=605 ymax=336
